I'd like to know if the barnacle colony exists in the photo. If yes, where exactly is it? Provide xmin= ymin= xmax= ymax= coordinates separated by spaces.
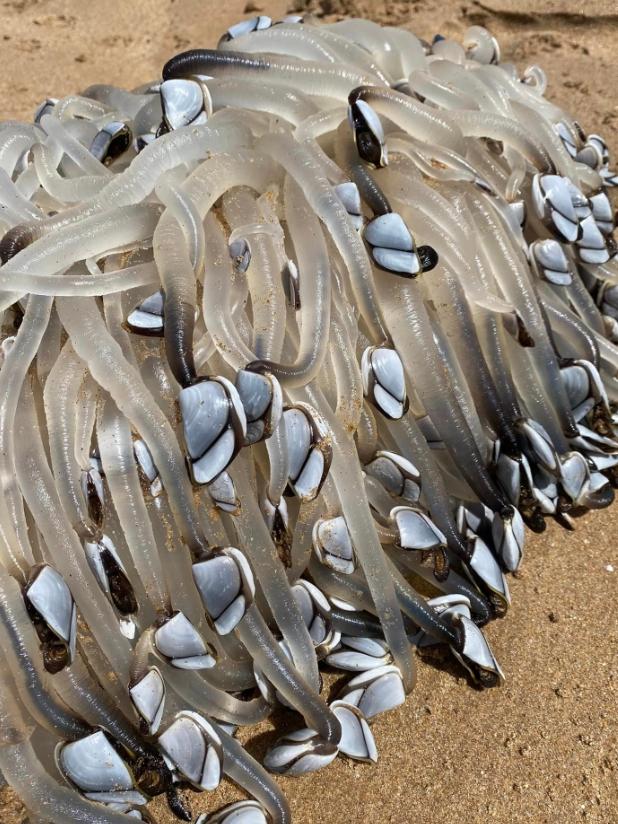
xmin=0 ymin=12 xmax=616 ymax=824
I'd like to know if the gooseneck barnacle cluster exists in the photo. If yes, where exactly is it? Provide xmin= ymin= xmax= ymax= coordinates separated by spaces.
xmin=0 ymin=13 xmax=616 ymax=824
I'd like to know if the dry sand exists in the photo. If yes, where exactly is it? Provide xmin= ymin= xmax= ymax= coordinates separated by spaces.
xmin=0 ymin=1 xmax=617 ymax=822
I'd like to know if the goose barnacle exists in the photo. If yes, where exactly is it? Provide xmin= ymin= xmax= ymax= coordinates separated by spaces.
xmin=57 ymin=731 xmax=148 ymax=807
xmin=283 ymin=404 xmax=332 ymax=501
xmin=159 ymin=78 xmax=209 ymax=131
xmin=312 ymin=515 xmax=357 ymax=575
xmin=23 ymin=564 xmax=77 ymax=673
xmin=365 ymin=450 xmax=422 ymax=503
xmin=158 ymin=711 xmax=223 ymax=791
xmin=127 ymin=290 xmax=165 ymax=336
xmin=196 ymin=801 xmax=269 ymax=824
xmin=361 ymin=345 xmax=408 ymax=419
xmin=129 ymin=666 xmax=166 ymax=736
xmin=154 ymin=611 xmax=217 ymax=669
xmin=89 ymin=121 xmax=132 ymax=166
xmin=192 ymin=546 xmax=255 ymax=635
xmin=263 ymin=729 xmax=338 ymax=776
xmin=179 ymin=376 xmax=247 ymax=485
xmin=337 ymin=664 xmax=405 ymax=720
xmin=1 ymin=14 xmax=617 ymax=824
xmin=348 ymin=96 xmax=388 ymax=168
xmin=329 ymin=700 xmax=378 ymax=763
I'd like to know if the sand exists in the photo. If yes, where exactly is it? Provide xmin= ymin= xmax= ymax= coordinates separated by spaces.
xmin=0 ymin=1 xmax=617 ymax=822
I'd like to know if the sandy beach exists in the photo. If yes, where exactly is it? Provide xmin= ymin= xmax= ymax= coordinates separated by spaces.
xmin=0 ymin=1 xmax=616 ymax=821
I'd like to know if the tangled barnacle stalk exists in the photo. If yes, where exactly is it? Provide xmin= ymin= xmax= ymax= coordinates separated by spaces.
xmin=0 ymin=11 xmax=616 ymax=823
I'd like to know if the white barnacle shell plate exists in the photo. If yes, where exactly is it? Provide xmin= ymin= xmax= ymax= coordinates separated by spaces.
xmin=361 ymin=345 xmax=408 ymax=420
xmin=560 ymin=451 xmax=589 ymax=503
xmin=325 ymin=635 xmax=392 ymax=671
xmin=364 ymin=213 xmax=420 ymax=276
xmin=491 ymin=505 xmax=525 ymax=572
xmin=127 ymin=290 xmax=165 ymax=334
xmin=366 ymin=451 xmax=421 ymax=502
xmin=312 ymin=515 xmax=356 ymax=575
xmin=57 ymin=731 xmax=140 ymax=798
xmin=391 ymin=505 xmax=446 ymax=550
xmin=235 ymin=369 xmax=282 ymax=444
xmin=334 ymin=181 xmax=363 ymax=231
xmin=25 ymin=564 xmax=77 ymax=656
xmin=466 ymin=532 xmax=510 ymax=605
xmin=284 ymin=404 xmax=331 ymax=501
xmin=340 ymin=664 xmax=406 ymax=720
xmin=154 ymin=611 xmax=216 ymax=669
xmin=207 ymin=471 xmax=239 ymax=513
xmin=180 ymin=380 xmax=231 ymax=461
xmin=160 ymin=79 xmax=207 ymax=130
xmin=330 ymin=700 xmax=378 ymax=763
xmin=129 ymin=666 xmax=166 ymax=736
xmin=196 ymin=800 xmax=269 ymax=824
xmin=291 ymin=578 xmax=338 ymax=652
xmin=531 ymin=174 xmax=580 ymax=243
xmin=263 ymin=728 xmax=338 ymax=776
xmin=450 ymin=614 xmax=504 ymax=687
xmin=158 ymin=711 xmax=223 ymax=791
xmin=180 ymin=377 xmax=247 ymax=485
xmin=348 ymin=98 xmax=388 ymax=168
xmin=192 ymin=547 xmax=255 ymax=635
xmin=530 ymin=239 xmax=572 ymax=286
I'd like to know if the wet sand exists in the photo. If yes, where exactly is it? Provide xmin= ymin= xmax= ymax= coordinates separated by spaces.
xmin=0 ymin=1 xmax=616 ymax=822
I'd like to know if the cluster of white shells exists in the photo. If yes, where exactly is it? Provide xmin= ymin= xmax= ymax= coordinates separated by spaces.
xmin=0 ymin=12 xmax=616 ymax=824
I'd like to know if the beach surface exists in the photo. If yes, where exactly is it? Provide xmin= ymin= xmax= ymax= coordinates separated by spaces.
xmin=0 ymin=1 xmax=616 ymax=821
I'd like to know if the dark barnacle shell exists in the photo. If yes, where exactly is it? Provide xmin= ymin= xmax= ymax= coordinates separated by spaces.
xmin=348 ymin=95 xmax=388 ymax=168
xmin=89 ymin=121 xmax=132 ymax=165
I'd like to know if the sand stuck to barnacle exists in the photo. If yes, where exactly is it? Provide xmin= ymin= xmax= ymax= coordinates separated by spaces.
xmin=0 ymin=1 xmax=612 ymax=824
